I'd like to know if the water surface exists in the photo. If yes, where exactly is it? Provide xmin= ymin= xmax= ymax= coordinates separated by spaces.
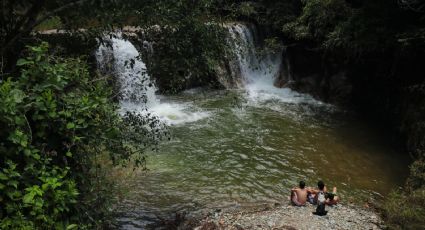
xmin=115 ymin=89 xmax=409 ymax=229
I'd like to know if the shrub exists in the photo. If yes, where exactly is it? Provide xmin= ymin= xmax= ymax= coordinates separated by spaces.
xmin=382 ymin=159 xmax=425 ymax=229
xmin=0 ymin=42 xmax=161 ymax=228
xmin=383 ymin=188 xmax=425 ymax=229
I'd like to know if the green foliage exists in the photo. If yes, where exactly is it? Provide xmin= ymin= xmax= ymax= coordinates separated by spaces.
xmin=258 ymin=0 xmax=302 ymax=32
xmin=137 ymin=1 xmax=230 ymax=93
xmin=1 ymin=0 xmax=232 ymax=94
xmin=279 ymin=0 xmax=425 ymax=56
xmin=214 ymin=0 xmax=302 ymax=33
xmin=282 ymin=21 xmax=311 ymax=41
xmin=263 ymin=37 xmax=284 ymax=53
xmin=383 ymin=188 xmax=425 ymax=229
xmin=238 ymin=2 xmax=258 ymax=17
xmin=0 ymin=44 xmax=79 ymax=229
xmin=0 ymin=0 xmax=156 ymax=71
xmin=35 ymin=16 xmax=63 ymax=31
xmin=299 ymin=0 xmax=350 ymax=41
xmin=382 ymin=159 xmax=425 ymax=229
xmin=281 ymin=0 xmax=351 ymax=43
xmin=0 ymin=42 xmax=159 ymax=228
xmin=144 ymin=25 xmax=228 ymax=93
xmin=407 ymin=160 xmax=425 ymax=192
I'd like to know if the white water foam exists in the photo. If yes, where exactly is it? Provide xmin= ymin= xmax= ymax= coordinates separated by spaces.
xmin=96 ymin=34 xmax=210 ymax=125
xmin=121 ymin=101 xmax=210 ymax=125
xmin=227 ymin=23 xmax=321 ymax=105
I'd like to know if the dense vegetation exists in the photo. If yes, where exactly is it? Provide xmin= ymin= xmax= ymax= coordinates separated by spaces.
xmin=0 ymin=42 xmax=164 ymax=228
xmin=131 ymin=1 xmax=230 ymax=93
xmin=1 ymin=0 xmax=424 ymax=228
xmin=1 ymin=0 xmax=228 ymax=228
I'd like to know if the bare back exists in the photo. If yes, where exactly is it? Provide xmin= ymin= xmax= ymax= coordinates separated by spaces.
xmin=294 ymin=188 xmax=308 ymax=205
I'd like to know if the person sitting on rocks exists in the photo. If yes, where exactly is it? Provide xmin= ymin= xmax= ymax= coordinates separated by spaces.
xmin=290 ymin=181 xmax=308 ymax=206
xmin=325 ymin=187 xmax=340 ymax=206
xmin=311 ymin=180 xmax=328 ymax=216
xmin=307 ymin=180 xmax=327 ymax=204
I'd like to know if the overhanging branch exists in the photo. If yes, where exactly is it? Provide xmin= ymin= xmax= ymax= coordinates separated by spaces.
xmin=1 ymin=0 xmax=91 ymax=56
xmin=398 ymin=0 xmax=425 ymax=12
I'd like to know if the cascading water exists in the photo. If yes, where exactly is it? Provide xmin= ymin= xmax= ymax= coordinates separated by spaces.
xmin=227 ymin=23 xmax=282 ymax=86
xmin=96 ymin=34 xmax=209 ymax=125
xmin=96 ymin=34 xmax=159 ymax=108
xmin=226 ymin=23 xmax=318 ymax=104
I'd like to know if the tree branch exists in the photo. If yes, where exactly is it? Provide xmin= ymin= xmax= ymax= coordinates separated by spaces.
xmin=5 ymin=0 xmax=45 ymax=46
xmin=1 ymin=0 xmax=91 ymax=56
xmin=31 ymin=0 xmax=91 ymax=30
xmin=398 ymin=0 xmax=425 ymax=12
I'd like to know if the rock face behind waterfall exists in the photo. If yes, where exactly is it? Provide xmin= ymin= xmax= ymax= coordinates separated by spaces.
xmin=276 ymin=43 xmax=353 ymax=104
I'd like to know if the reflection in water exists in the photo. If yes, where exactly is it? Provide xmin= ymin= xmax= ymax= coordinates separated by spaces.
xmin=115 ymin=90 xmax=409 ymax=229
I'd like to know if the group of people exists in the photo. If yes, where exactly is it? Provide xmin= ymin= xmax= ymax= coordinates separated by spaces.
xmin=290 ymin=180 xmax=340 ymax=215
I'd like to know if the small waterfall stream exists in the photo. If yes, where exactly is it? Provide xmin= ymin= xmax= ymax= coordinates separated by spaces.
xmin=96 ymin=34 xmax=210 ymax=125
xmin=96 ymin=35 xmax=159 ymax=107
xmin=226 ymin=23 xmax=318 ymax=104
xmin=226 ymin=23 xmax=282 ymax=86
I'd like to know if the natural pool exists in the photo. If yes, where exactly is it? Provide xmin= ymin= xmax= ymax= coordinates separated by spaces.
xmin=114 ymin=88 xmax=409 ymax=229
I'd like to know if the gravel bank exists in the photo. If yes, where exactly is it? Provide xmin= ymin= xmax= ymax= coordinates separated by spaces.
xmin=184 ymin=203 xmax=383 ymax=230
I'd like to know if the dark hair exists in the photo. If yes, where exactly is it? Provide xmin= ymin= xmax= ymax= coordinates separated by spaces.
xmin=327 ymin=193 xmax=335 ymax=200
xmin=318 ymin=180 xmax=325 ymax=190
xmin=299 ymin=181 xmax=305 ymax=189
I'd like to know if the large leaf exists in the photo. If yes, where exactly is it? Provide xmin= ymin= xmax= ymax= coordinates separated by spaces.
xmin=16 ymin=58 xmax=34 ymax=66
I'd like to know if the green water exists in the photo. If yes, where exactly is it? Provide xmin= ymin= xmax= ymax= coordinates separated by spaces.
xmin=116 ymin=89 xmax=409 ymax=228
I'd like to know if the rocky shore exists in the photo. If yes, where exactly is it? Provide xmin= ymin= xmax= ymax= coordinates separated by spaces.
xmin=182 ymin=203 xmax=383 ymax=230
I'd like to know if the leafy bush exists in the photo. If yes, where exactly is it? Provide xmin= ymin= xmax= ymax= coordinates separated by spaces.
xmin=382 ymin=159 xmax=425 ymax=229
xmin=0 ymin=42 xmax=160 ymax=228
xmin=35 ymin=16 xmax=63 ymax=31
xmin=298 ymin=0 xmax=350 ymax=41
xmin=406 ymin=160 xmax=425 ymax=192
xmin=383 ymin=188 xmax=425 ymax=229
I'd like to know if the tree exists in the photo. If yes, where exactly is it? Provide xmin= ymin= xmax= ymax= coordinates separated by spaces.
xmin=1 ymin=0 xmax=135 ymax=72
xmin=0 ymin=42 xmax=166 ymax=228
xmin=1 ymin=0 xmax=230 ymax=81
xmin=1 ymin=1 xmax=228 ymax=227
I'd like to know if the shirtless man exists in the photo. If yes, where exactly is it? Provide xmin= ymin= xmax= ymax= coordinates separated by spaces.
xmin=290 ymin=181 xmax=308 ymax=206
xmin=307 ymin=180 xmax=327 ymax=204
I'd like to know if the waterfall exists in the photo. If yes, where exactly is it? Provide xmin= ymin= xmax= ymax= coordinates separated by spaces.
xmin=226 ymin=23 xmax=282 ymax=88
xmin=95 ymin=26 xmax=319 ymax=127
xmin=96 ymin=34 xmax=210 ymax=125
xmin=96 ymin=34 xmax=159 ymax=108
xmin=226 ymin=23 xmax=318 ymax=104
